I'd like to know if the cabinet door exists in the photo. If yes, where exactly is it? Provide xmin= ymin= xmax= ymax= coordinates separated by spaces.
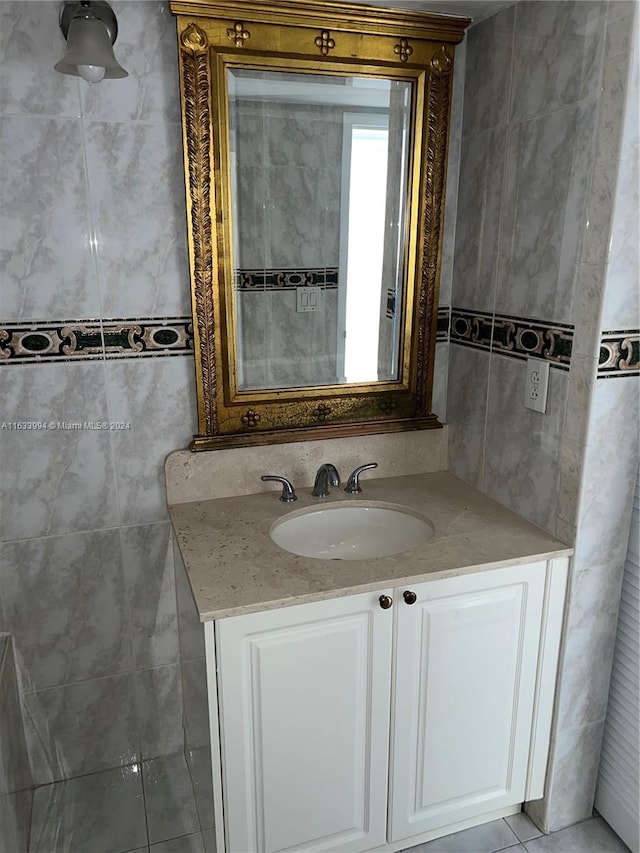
xmin=216 ymin=590 xmax=394 ymax=853
xmin=389 ymin=562 xmax=546 ymax=843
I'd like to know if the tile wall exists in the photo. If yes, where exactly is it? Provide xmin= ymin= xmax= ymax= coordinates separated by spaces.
xmin=0 ymin=1 xmax=196 ymax=783
xmin=0 ymin=637 xmax=33 ymax=852
xmin=527 ymin=1 xmax=639 ymax=832
xmin=445 ymin=0 xmax=639 ymax=833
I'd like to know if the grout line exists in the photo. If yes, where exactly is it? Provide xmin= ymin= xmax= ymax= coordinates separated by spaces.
xmin=21 ymin=661 xmax=182 ymax=697
xmin=2 ymin=517 xmax=172 ymax=546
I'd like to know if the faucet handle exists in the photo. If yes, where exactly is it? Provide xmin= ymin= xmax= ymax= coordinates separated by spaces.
xmin=344 ymin=463 xmax=378 ymax=494
xmin=261 ymin=475 xmax=297 ymax=502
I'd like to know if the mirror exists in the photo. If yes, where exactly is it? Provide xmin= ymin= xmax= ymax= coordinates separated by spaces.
xmin=229 ymin=68 xmax=412 ymax=391
xmin=170 ymin=0 xmax=469 ymax=450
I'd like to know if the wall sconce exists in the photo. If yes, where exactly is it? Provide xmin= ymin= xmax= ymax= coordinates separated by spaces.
xmin=54 ymin=0 xmax=128 ymax=83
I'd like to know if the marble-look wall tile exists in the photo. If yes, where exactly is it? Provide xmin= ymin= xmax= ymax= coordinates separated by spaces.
xmin=235 ymin=166 xmax=267 ymax=269
xmin=0 ymin=114 xmax=99 ymax=321
xmin=582 ymin=156 xmax=619 ymax=267
xmin=0 ymin=362 xmax=119 ymax=541
xmin=0 ymin=638 xmax=32 ymax=796
xmin=233 ymin=101 xmax=268 ymax=169
xmin=561 ymin=354 xmax=597 ymax=445
xmin=572 ymin=373 xmax=640 ymax=569
xmin=449 ymin=39 xmax=466 ymax=144
xmin=451 ymin=128 xmax=506 ymax=312
xmin=606 ymin=0 xmax=638 ymax=58
xmin=483 ymin=354 xmax=568 ymax=533
xmin=556 ymin=437 xmax=585 ymax=530
xmin=1 ymin=530 xmax=130 ymax=693
xmin=187 ymin=745 xmax=214 ymax=831
xmin=603 ymin=150 xmax=639 ymax=330
xmin=105 ymin=356 xmax=197 ymax=525
xmin=446 ymin=344 xmax=490 ymax=489
xmin=324 ymin=164 xmax=342 ymax=267
xmin=79 ymin=1 xmax=180 ymax=124
xmin=84 ymin=120 xmax=190 ymax=318
xmin=23 ymin=673 xmax=138 ymax=785
xmin=181 ymin=659 xmax=210 ymax=753
xmin=29 ymin=764 xmax=147 ymax=853
xmin=175 ymin=541 xmax=205 ymax=665
xmin=266 ymin=105 xmax=333 ymax=170
xmin=0 ymin=2 xmax=81 ymax=118
xmin=264 ymin=290 xmax=338 ymax=387
xmin=594 ymin=47 xmax=635 ymax=167
xmin=526 ymin=719 xmax=606 ymax=833
xmin=266 ymin=166 xmax=326 ymax=268
xmin=0 ymin=788 xmax=32 ymax=853
xmin=121 ymin=522 xmax=180 ymax=670
xmin=439 ymin=135 xmax=460 ymax=309
xmin=571 ymin=264 xmax=606 ymax=359
xmin=143 ymin=753 xmax=200 ymax=845
xmin=134 ymin=664 xmax=183 ymax=760
xmin=554 ymin=561 xmax=626 ymax=732
xmin=510 ymin=1 xmax=605 ymax=124
xmin=432 ymin=342 xmax=449 ymax=423
xmin=462 ymin=5 xmax=514 ymax=136
xmin=602 ymin=29 xmax=639 ymax=331
xmin=497 ymin=104 xmax=596 ymax=324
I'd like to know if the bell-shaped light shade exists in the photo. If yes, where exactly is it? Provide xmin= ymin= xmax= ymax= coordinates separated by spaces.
xmin=54 ymin=16 xmax=128 ymax=80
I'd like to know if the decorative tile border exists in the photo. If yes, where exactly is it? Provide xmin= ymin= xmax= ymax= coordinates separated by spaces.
xmin=598 ymin=330 xmax=640 ymax=378
xmin=449 ymin=308 xmax=573 ymax=369
xmin=437 ymin=308 xmax=449 ymax=341
xmin=235 ymin=267 xmax=339 ymax=290
xmin=0 ymin=319 xmax=193 ymax=365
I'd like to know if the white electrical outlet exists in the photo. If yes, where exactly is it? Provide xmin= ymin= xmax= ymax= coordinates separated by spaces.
xmin=296 ymin=286 xmax=321 ymax=313
xmin=524 ymin=357 xmax=550 ymax=413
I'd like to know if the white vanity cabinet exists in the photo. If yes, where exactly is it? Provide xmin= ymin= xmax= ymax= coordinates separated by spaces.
xmin=206 ymin=559 xmax=568 ymax=853
xmin=213 ymin=589 xmax=395 ymax=853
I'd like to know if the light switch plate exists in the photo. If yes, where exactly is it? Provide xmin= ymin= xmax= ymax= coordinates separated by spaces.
xmin=524 ymin=357 xmax=550 ymax=413
xmin=296 ymin=286 xmax=321 ymax=312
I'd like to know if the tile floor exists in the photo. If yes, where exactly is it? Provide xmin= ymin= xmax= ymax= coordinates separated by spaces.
xmin=25 ymin=753 xmax=631 ymax=853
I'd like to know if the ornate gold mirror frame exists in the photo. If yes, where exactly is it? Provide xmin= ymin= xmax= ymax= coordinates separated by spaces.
xmin=170 ymin=0 xmax=469 ymax=451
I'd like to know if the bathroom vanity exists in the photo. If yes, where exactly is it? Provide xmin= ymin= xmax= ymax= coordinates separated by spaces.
xmin=169 ymin=463 xmax=571 ymax=853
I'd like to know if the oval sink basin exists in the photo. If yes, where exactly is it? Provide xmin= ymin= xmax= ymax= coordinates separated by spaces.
xmin=270 ymin=503 xmax=434 ymax=560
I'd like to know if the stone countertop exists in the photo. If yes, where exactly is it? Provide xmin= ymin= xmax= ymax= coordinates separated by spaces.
xmin=169 ymin=471 xmax=572 ymax=621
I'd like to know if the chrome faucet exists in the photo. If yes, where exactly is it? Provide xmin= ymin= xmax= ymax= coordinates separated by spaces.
xmin=261 ymin=475 xmax=297 ymax=502
xmin=344 ymin=462 xmax=378 ymax=494
xmin=312 ymin=463 xmax=340 ymax=498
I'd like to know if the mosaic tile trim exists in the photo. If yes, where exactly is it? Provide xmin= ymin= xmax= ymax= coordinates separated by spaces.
xmin=449 ymin=308 xmax=573 ymax=369
xmin=598 ymin=330 xmax=640 ymax=378
xmin=0 ymin=319 xmax=193 ymax=365
xmin=235 ymin=267 xmax=339 ymax=290
xmin=437 ymin=308 xmax=449 ymax=341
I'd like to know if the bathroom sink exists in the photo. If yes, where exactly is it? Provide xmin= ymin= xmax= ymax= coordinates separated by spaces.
xmin=270 ymin=503 xmax=434 ymax=560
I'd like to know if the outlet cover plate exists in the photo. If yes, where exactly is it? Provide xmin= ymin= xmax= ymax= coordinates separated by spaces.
xmin=524 ymin=357 xmax=550 ymax=413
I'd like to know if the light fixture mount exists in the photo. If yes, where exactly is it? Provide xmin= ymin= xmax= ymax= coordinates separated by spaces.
xmin=59 ymin=0 xmax=118 ymax=45
xmin=55 ymin=0 xmax=127 ymax=81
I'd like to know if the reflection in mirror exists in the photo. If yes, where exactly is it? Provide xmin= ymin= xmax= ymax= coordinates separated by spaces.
xmin=228 ymin=69 xmax=412 ymax=391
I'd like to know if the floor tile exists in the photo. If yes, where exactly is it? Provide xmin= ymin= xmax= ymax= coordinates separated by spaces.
xmin=523 ymin=817 xmax=630 ymax=852
xmin=142 ymin=754 xmax=200 ymax=845
xmin=505 ymin=812 xmax=543 ymax=842
xmin=29 ymin=764 xmax=147 ymax=853
xmin=405 ymin=818 xmax=521 ymax=852
xmin=150 ymin=833 xmax=205 ymax=853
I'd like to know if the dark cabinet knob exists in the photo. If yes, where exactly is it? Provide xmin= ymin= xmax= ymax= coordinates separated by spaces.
xmin=403 ymin=590 xmax=417 ymax=605
xmin=379 ymin=594 xmax=393 ymax=610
